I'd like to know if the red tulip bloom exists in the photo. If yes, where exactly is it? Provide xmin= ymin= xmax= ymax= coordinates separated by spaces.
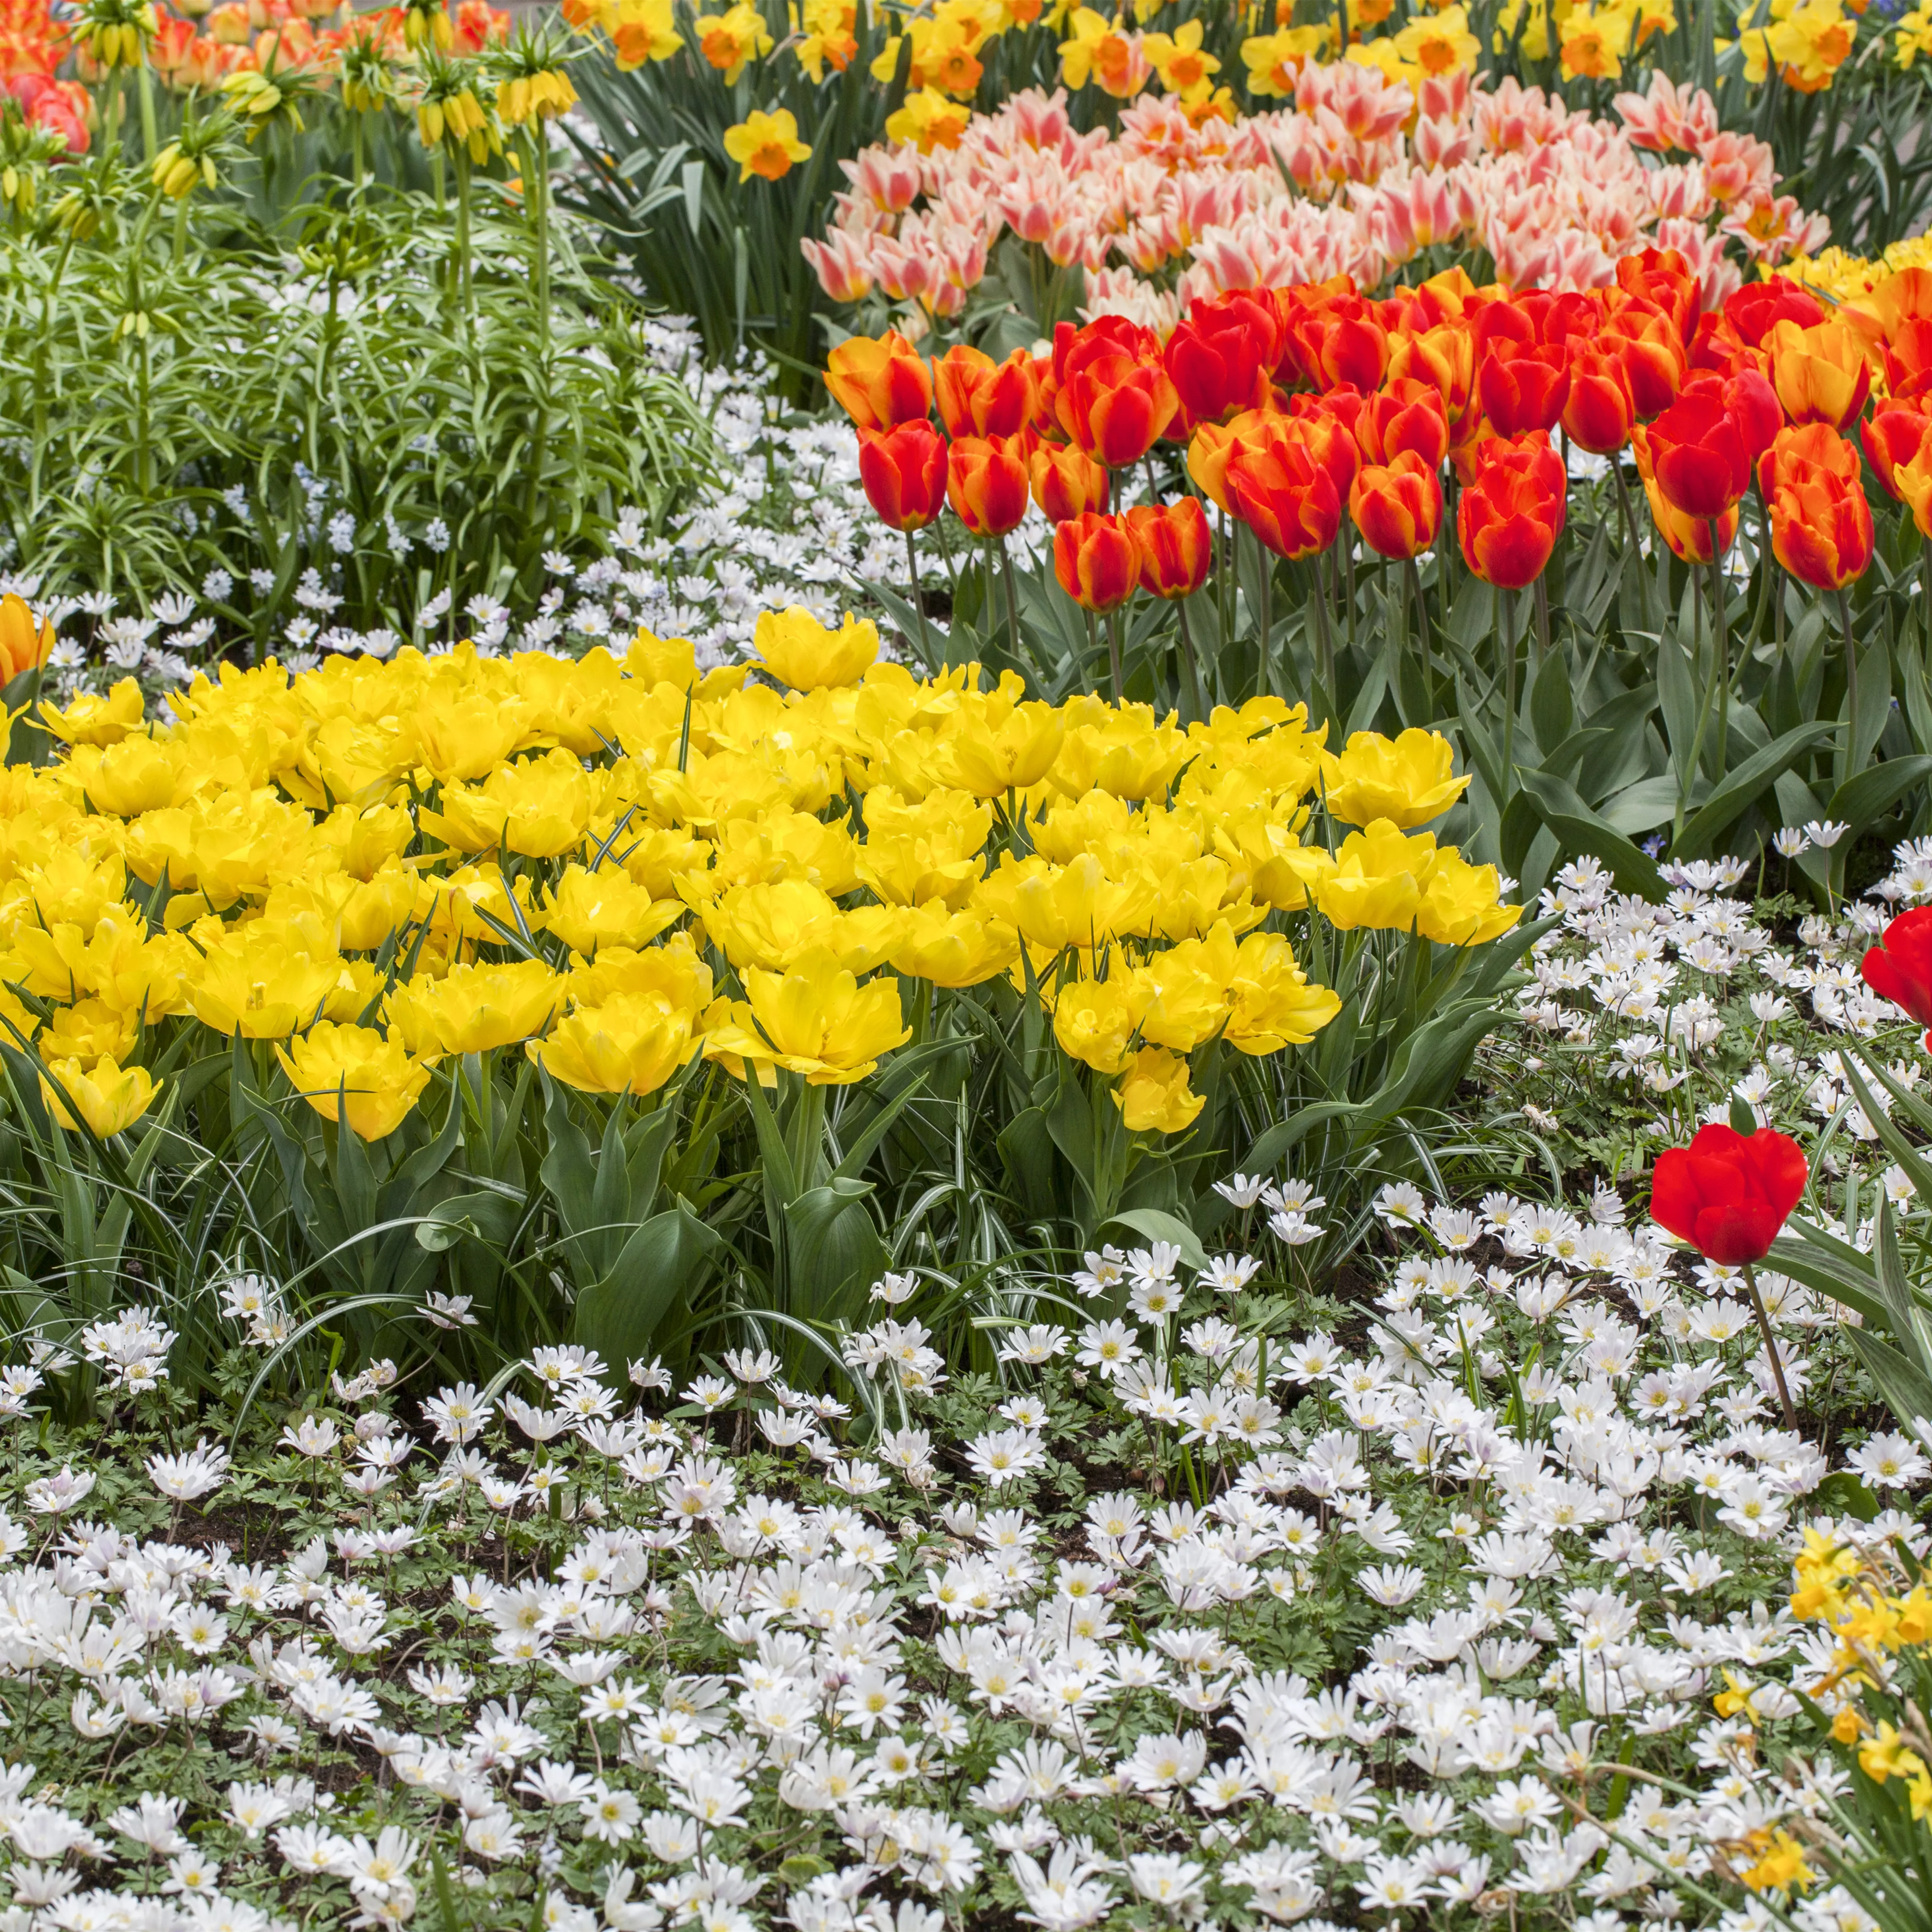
xmin=1562 ymin=346 xmax=1635 ymax=455
xmin=946 ymin=433 xmax=1032 ymax=538
xmin=857 ymin=422 xmax=947 ymax=532
xmin=1053 ymin=511 xmax=1139 ymax=614
xmin=825 ymin=331 xmax=934 ymax=433
xmin=1650 ymin=1123 xmax=1807 ymax=1266
xmin=1722 ymin=275 xmax=1826 ymax=351
xmin=1052 ymin=317 xmax=1180 ymax=469
xmin=1861 ymin=906 xmax=1932 ymax=1048
xmin=1615 ymin=246 xmax=1699 ymax=347
xmin=1630 ymin=391 xmax=1752 ymax=522
xmin=1126 ymin=498 xmax=1210 ymax=600
xmin=1759 ymin=422 xmax=1874 ymax=593
xmin=1164 ymin=291 xmax=1279 ymax=430
xmin=1455 ymin=433 xmax=1566 ymax=589
xmin=931 ymin=344 xmax=1039 ymax=440
xmin=1478 ymin=338 xmax=1571 ymax=437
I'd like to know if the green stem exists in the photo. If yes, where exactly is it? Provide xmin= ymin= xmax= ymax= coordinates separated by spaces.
xmin=137 ymin=61 xmax=157 ymax=164
xmin=1175 ymin=596 xmax=1205 ymax=721
xmin=999 ymin=537 xmax=1020 ymax=665
xmin=1741 ymin=1260 xmax=1798 ymax=1432
xmin=1838 ymin=586 xmax=1860 ymax=774
xmin=1106 ymin=607 xmax=1124 ymax=701
xmin=1499 ymin=585 xmax=1518 ymax=805
xmin=903 ymin=530 xmax=933 ymax=669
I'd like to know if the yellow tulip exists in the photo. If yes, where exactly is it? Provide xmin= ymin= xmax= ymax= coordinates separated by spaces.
xmin=541 ymin=865 xmax=685 ymax=955
xmin=530 ymin=993 xmax=698 ymax=1095
xmin=40 ymin=1054 xmax=160 ymax=1138
xmin=703 ymin=948 xmax=909 ymax=1085
xmin=1322 ymin=728 xmax=1470 ymax=829
xmin=37 ymin=996 xmax=141 ymax=1069
xmin=565 ymin=933 xmax=715 ymax=1013
xmin=752 ymin=607 xmax=879 ymax=692
xmin=1113 ymin=1045 xmax=1204 ymax=1135
xmin=887 ymin=901 xmax=1018 ymax=989
xmin=277 ymin=1023 xmax=433 ymax=1140
xmin=1313 ymin=821 xmax=1438 ymax=932
xmin=1413 ymin=850 xmax=1522 ymax=947
xmin=38 ymin=678 xmax=145 ymax=747
xmin=1051 ymin=971 xmax=1148 ymax=1075
xmin=385 ymin=959 xmax=561 ymax=1057
xmin=938 ymin=699 xmax=1066 ymax=796
xmin=1224 ymin=931 xmax=1342 ymax=1052
xmin=190 ymin=922 xmax=346 ymax=1040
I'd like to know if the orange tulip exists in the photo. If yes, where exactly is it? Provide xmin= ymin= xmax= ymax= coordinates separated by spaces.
xmin=1187 ymin=406 xmax=1277 ymax=514
xmin=1633 ymin=462 xmax=1737 ymax=564
xmin=946 ymin=433 xmax=1031 ymax=539
xmin=1602 ymin=298 xmax=1687 ymax=419
xmin=1863 ymin=401 xmax=1932 ymax=539
xmin=1164 ymin=290 xmax=1279 ymax=431
xmin=1358 ymin=378 xmax=1449 ymax=472
xmin=1282 ymin=292 xmax=1389 ymax=392
xmin=1631 ymin=391 xmax=1752 ymax=522
xmin=1765 ymin=317 xmax=1872 ymax=430
xmin=1760 ymin=423 xmax=1874 ymax=591
xmin=1126 ymin=499 xmax=1210 ymax=600
xmin=1029 ymin=440 xmax=1109 ymax=523
xmin=825 ymin=331 xmax=934 ymax=433
xmin=1456 ymin=433 xmax=1565 ymax=589
xmin=0 ymin=594 xmax=54 ymax=682
xmin=1052 ymin=317 xmax=1179 ymax=469
xmin=1614 ymin=246 xmax=1698 ymax=347
xmin=1386 ymin=321 xmax=1475 ymax=435
xmin=931 ymin=345 xmax=1039 ymax=440
xmin=1350 ymin=451 xmax=1443 ymax=562
xmin=1223 ymin=417 xmax=1344 ymax=562
xmin=1053 ymin=512 xmax=1139 ymax=613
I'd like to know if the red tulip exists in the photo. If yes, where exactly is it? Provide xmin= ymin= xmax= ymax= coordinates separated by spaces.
xmin=1164 ymin=291 xmax=1279 ymax=430
xmin=1615 ymin=246 xmax=1699 ymax=346
xmin=1478 ymin=338 xmax=1571 ymax=437
xmin=858 ymin=422 xmax=947 ymax=532
xmin=946 ymin=433 xmax=1031 ymax=538
xmin=1650 ymin=1123 xmax=1806 ymax=1266
xmin=825 ymin=331 xmax=934 ymax=433
xmin=1562 ymin=345 xmax=1635 ymax=455
xmin=1126 ymin=498 xmax=1210 ymax=600
xmin=1722 ymin=275 xmax=1826 ymax=351
xmin=1052 ymin=316 xmax=1180 ymax=469
xmin=932 ymin=345 xmax=1039 ymax=440
xmin=1862 ymin=906 xmax=1932 ymax=1049
xmin=1759 ymin=423 xmax=1874 ymax=592
xmin=1455 ymin=433 xmax=1565 ymax=589
xmin=1630 ymin=391 xmax=1752 ymax=522
xmin=1863 ymin=399 xmax=1932 ymax=539
xmin=1053 ymin=511 xmax=1139 ymax=614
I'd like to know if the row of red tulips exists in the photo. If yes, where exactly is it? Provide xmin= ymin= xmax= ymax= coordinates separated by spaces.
xmin=825 ymin=251 xmax=1932 ymax=704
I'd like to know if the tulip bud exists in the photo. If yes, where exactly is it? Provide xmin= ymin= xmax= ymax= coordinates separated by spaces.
xmin=1630 ymin=392 xmax=1751 ymax=522
xmin=857 ymin=421 xmax=948 ymax=532
xmin=1125 ymin=499 xmax=1210 ymax=600
xmin=946 ymin=433 xmax=1031 ymax=539
xmin=932 ymin=344 xmax=1039 ymax=440
xmin=1477 ymin=338 xmax=1570 ymax=438
xmin=1053 ymin=512 xmax=1139 ymax=614
xmin=1358 ymin=378 xmax=1449 ymax=472
xmin=1052 ymin=316 xmax=1180 ymax=468
xmin=1223 ymin=417 xmax=1343 ymax=562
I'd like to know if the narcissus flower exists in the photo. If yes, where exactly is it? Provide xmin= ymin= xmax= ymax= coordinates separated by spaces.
xmin=693 ymin=0 xmax=771 ymax=81
xmin=40 ymin=1054 xmax=160 ymax=1138
xmin=276 ymin=1023 xmax=432 ymax=1140
xmin=723 ymin=106 xmax=810 ymax=182
xmin=753 ymin=606 xmax=881 ymax=690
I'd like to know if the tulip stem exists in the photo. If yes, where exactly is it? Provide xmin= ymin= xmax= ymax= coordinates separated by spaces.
xmin=1107 ymin=610 xmax=1125 ymax=702
xmin=1610 ymin=459 xmax=1644 ymax=569
xmin=1837 ymin=588 xmax=1860 ymax=767
xmin=1257 ymin=542 xmax=1275 ymax=701
xmin=1741 ymin=1261 xmax=1799 ymax=1433
xmin=1309 ymin=556 xmax=1334 ymax=717
xmin=999 ymin=539 xmax=1020 ymax=666
xmin=1407 ymin=556 xmax=1434 ymax=708
xmin=1176 ymin=597 xmax=1206 ymax=722
xmin=902 ymin=531 xmax=933 ymax=671
xmin=1707 ymin=542 xmax=1730 ymax=785
xmin=1499 ymin=586 xmax=1517 ymax=806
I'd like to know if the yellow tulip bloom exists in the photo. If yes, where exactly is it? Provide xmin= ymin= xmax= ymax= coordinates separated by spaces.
xmin=753 ymin=607 xmax=880 ymax=692
xmin=1323 ymin=728 xmax=1470 ymax=830
xmin=40 ymin=1054 xmax=161 ymax=1138
xmin=1113 ymin=1045 xmax=1204 ymax=1135
xmin=703 ymin=949 xmax=909 ymax=1085
xmin=529 ymin=993 xmax=698 ymax=1096
xmin=277 ymin=1022 xmax=433 ymax=1141
xmin=387 ymin=959 xmax=562 ymax=1057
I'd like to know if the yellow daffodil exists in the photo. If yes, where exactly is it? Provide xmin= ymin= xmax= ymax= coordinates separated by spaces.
xmin=724 ymin=108 xmax=812 ymax=183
